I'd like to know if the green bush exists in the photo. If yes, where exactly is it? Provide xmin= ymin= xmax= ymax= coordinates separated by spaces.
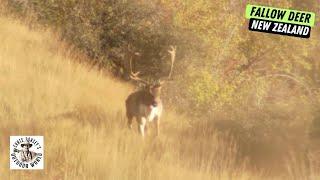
xmin=6 ymin=0 xmax=178 ymax=78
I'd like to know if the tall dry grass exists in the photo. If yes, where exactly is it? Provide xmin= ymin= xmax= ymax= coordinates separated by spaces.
xmin=0 ymin=15 xmax=318 ymax=179
xmin=0 ymin=16 xmax=254 ymax=180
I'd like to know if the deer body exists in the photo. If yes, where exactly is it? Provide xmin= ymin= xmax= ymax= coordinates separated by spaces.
xmin=126 ymin=89 xmax=162 ymax=136
xmin=125 ymin=46 xmax=176 ymax=137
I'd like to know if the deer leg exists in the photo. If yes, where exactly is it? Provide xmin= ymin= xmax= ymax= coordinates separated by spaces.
xmin=138 ymin=117 xmax=147 ymax=137
xmin=138 ymin=124 xmax=144 ymax=137
xmin=144 ymin=124 xmax=148 ymax=134
xmin=127 ymin=115 xmax=133 ymax=129
xmin=155 ymin=116 xmax=160 ymax=136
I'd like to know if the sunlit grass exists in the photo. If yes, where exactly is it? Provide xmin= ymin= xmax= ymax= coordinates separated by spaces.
xmin=0 ymin=15 xmax=318 ymax=180
xmin=0 ymin=16 xmax=251 ymax=180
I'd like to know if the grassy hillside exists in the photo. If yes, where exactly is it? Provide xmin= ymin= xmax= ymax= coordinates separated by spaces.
xmin=0 ymin=16 xmax=254 ymax=179
xmin=0 ymin=7 xmax=319 ymax=180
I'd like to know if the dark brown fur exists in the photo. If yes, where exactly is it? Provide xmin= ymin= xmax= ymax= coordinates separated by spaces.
xmin=125 ymin=89 xmax=155 ymax=120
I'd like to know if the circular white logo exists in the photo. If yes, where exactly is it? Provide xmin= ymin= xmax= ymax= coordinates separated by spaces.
xmin=10 ymin=136 xmax=44 ymax=170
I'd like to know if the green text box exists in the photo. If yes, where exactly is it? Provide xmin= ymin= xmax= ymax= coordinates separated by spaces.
xmin=246 ymin=4 xmax=315 ymax=27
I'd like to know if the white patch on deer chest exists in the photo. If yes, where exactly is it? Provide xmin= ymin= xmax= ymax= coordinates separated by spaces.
xmin=148 ymin=106 xmax=159 ymax=122
xmin=138 ymin=104 xmax=161 ymax=122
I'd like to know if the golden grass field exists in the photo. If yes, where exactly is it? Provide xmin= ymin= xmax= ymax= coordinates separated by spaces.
xmin=0 ymin=16 xmax=318 ymax=180
xmin=0 ymin=16 xmax=244 ymax=180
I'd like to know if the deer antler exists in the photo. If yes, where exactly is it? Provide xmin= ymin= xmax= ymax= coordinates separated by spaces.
xmin=167 ymin=45 xmax=176 ymax=79
xmin=128 ymin=45 xmax=176 ymax=86
xmin=129 ymin=52 xmax=148 ymax=85
xmin=129 ymin=71 xmax=149 ymax=84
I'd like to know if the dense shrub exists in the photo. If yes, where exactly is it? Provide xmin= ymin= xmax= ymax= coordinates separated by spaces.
xmin=6 ymin=0 xmax=180 ymax=79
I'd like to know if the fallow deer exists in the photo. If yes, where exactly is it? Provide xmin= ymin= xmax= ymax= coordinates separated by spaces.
xmin=125 ymin=46 xmax=176 ymax=137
